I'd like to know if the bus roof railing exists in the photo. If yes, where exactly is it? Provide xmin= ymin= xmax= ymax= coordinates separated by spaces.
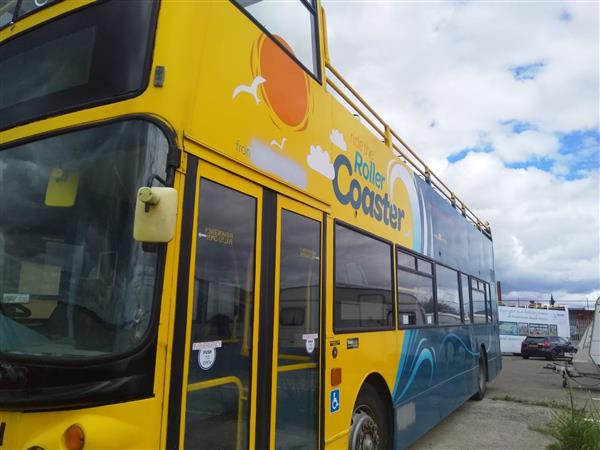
xmin=325 ymin=61 xmax=492 ymax=237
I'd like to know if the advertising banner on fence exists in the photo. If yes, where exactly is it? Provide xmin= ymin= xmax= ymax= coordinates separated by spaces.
xmin=498 ymin=306 xmax=570 ymax=353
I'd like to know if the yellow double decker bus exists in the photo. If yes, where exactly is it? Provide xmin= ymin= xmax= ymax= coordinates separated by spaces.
xmin=0 ymin=1 xmax=501 ymax=449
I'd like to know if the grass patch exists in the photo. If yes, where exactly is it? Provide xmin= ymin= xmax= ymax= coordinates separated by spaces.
xmin=540 ymin=390 xmax=600 ymax=450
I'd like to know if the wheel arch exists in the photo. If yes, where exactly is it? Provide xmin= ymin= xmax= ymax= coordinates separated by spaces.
xmin=355 ymin=372 xmax=394 ymax=437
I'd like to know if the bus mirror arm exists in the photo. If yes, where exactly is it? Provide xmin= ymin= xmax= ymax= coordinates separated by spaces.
xmin=146 ymin=173 xmax=169 ymax=188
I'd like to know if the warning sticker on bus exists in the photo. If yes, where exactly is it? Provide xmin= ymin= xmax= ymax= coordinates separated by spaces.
xmin=193 ymin=341 xmax=222 ymax=370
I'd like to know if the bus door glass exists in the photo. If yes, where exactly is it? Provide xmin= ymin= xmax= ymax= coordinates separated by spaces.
xmin=180 ymin=163 xmax=323 ymax=449
xmin=273 ymin=197 xmax=322 ymax=450
xmin=183 ymin=166 xmax=262 ymax=450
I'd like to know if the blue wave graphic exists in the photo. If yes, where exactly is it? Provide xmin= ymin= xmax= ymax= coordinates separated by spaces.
xmin=393 ymin=330 xmax=437 ymax=404
xmin=395 ymin=348 xmax=435 ymax=402
xmin=441 ymin=332 xmax=480 ymax=357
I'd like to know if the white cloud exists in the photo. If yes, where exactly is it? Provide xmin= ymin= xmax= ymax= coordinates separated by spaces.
xmin=491 ymin=129 xmax=560 ymax=163
xmin=323 ymin=0 xmax=599 ymax=300
xmin=307 ymin=145 xmax=335 ymax=180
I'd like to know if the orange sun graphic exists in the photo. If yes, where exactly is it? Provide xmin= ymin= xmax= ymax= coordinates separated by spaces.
xmin=252 ymin=34 xmax=311 ymax=130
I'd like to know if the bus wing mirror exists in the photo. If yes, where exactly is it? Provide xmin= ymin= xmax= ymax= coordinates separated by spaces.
xmin=45 ymin=168 xmax=79 ymax=207
xmin=133 ymin=187 xmax=178 ymax=243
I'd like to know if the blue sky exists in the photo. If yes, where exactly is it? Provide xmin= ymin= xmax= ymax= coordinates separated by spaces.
xmin=448 ymin=127 xmax=599 ymax=180
xmin=325 ymin=0 xmax=599 ymax=304
xmin=557 ymin=129 xmax=600 ymax=179
xmin=512 ymin=62 xmax=545 ymax=81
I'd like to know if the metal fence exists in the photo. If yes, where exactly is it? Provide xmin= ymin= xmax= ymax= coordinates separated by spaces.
xmin=569 ymin=312 xmax=594 ymax=344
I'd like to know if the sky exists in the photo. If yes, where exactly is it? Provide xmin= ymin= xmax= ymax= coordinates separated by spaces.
xmin=323 ymin=0 xmax=599 ymax=307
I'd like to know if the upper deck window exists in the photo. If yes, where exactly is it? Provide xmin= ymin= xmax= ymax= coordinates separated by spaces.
xmin=232 ymin=0 xmax=320 ymax=79
xmin=0 ymin=0 xmax=158 ymax=131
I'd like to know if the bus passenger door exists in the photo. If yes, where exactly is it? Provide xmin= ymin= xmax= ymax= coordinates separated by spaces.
xmin=173 ymin=159 xmax=323 ymax=449
xmin=177 ymin=161 xmax=262 ymax=450
xmin=271 ymin=196 xmax=323 ymax=450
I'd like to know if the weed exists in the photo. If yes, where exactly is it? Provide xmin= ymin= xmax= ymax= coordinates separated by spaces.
xmin=541 ymin=389 xmax=600 ymax=450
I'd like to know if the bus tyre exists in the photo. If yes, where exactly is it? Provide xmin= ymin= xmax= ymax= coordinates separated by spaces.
xmin=471 ymin=356 xmax=487 ymax=401
xmin=349 ymin=384 xmax=391 ymax=450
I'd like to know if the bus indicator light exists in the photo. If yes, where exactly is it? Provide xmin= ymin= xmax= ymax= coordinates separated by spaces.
xmin=331 ymin=368 xmax=342 ymax=386
xmin=64 ymin=424 xmax=84 ymax=450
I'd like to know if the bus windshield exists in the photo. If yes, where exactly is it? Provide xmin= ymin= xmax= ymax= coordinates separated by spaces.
xmin=0 ymin=120 xmax=168 ymax=359
xmin=0 ymin=0 xmax=158 ymax=131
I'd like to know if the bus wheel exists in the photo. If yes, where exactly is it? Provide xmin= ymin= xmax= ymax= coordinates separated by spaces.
xmin=471 ymin=356 xmax=487 ymax=400
xmin=349 ymin=384 xmax=391 ymax=450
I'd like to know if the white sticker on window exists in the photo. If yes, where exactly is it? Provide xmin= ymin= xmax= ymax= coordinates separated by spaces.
xmin=193 ymin=341 xmax=222 ymax=370
xmin=302 ymin=333 xmax=318 ymax=341
xmin=192 ymin=340 xmax=222 ymax=351
xmin=2 ymin=293 xmax=30 ymax=304
xmin=302 ymin=334 xmax=318 ymax=354
xmin=198 ymin=348 xmax=216 ymax=370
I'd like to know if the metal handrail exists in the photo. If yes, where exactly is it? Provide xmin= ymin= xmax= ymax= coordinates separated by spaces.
xmin=187 ymin=376 xmax=247 ymax=450
xmin=324 ymin=61 xmax=491 ymax=236
xmin=277 ymin=362 xmax=318 ymax=373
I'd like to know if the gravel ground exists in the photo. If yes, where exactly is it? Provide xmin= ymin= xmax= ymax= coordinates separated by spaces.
xmin=408 ymin=355 xmax=600 ymax=450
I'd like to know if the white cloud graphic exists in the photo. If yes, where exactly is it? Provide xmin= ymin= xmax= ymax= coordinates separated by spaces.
xmin=250 ymin=139 xmax=307 ymax=189
xmin=307 ymin=145 xmax=335 ymax=180
xmin=330 ymin=129 xmax=347 ymax=151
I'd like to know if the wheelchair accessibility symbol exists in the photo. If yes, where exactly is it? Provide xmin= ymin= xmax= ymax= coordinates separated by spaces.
xmin=330 ymin=388 xmax=340 ymax=414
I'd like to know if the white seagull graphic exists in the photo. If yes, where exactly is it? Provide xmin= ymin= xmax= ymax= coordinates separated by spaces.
xmin=270 ymin=137 xmax=286 ymax=151
xmin=232 ymin=76 xmax=267 ymax=104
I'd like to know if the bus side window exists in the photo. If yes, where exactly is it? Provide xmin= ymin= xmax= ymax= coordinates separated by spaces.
xmin=460 ymin=273 xmax=471 ymax=324
xmin=471 ymin=277 xmax=486 ymax=324
xmin=334 ymin=224 xmax=393 ymax=332
xmin=486 ymin=282 xmax=493 ymax=322
xmin=435 ymin=264 xmax=461 ymax=325
xmin=397 ymin=250 xmax=434 ymax=328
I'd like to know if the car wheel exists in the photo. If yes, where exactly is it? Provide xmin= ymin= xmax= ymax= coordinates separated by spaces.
xmin=550 ymin=349 xmax=561 ymax=360
xmin=522 ymin=355 xmax=529 ymax=359
xmin=349 ymin=384 xmax=392 ymax=450
xmin=471 ymin=356 xmax=487 ymax=401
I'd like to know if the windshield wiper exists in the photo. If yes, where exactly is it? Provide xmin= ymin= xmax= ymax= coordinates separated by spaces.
xmin=0 ymin=353 xmax=27 ymax=387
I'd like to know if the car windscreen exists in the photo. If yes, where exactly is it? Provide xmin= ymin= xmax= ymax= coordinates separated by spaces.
xmin=0 ymin=0 xmax=158 ymax=131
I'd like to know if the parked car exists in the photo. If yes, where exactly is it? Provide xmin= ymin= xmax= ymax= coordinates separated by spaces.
xmin=521 ymin=336 xmax=577 ymax=360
